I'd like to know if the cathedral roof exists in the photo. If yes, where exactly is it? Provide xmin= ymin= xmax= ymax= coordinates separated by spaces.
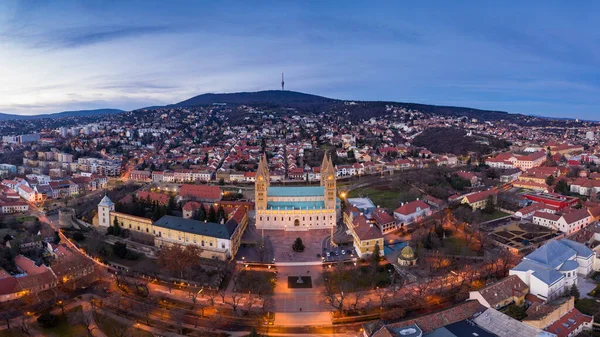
xmin=267 ymin=186 xmax=325 ymax=197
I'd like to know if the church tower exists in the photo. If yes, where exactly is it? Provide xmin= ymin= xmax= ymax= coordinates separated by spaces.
xmin=321 ymin=153 xmax=336 ymax=210
xmin=255 ymin=153 xmax=270 ymax=211
xmin=98 ymin=194 xmax=115 ymax=227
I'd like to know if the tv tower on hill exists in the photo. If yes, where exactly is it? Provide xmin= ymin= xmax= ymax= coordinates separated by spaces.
xmin=281 ymin=72 xmax=285 ymax=91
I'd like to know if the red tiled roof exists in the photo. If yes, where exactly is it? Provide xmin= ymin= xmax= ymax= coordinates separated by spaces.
xmin=179 ymin=184 xmax=221 ymax=200
xmin=353 ymin=215 xmax=383 ymax=241
xmin=544 ymin=308 xmax=592 ymax=337
xmin=394 ymin=200 xmax=430 ymax=215
xmin=463 ymin=189 xmax=497 ymax=204
xmin=533 ymin=211 xmax=561 ymax=222
xmin=0 ymin=276 xmax=21 ymax=296
xmin=474 ymin=275 xmax=528 ymax=308
xmin=371 ymin=208 xmax=394 ymax=225
xmin=562 ymin=208 xmax=591 ymax=224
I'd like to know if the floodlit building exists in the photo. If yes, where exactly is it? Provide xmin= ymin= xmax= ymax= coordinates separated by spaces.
xmin=510 ymin=239 xmax=593 ymax=301
xmin=255 ymin=154 xmax=338 ymax=231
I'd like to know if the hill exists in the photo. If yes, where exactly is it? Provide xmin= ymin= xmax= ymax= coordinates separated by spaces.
xmin=0 ymin=108 xmax=124 ymax=121
xmin=171 ymin=90 xmax=528 ymax=122
xmin=173 ymin=90 xmax=337 ymax=107
xmin=412 ymin=127 xmax=510 ymax=155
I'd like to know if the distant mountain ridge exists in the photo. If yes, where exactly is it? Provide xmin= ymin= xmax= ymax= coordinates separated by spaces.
xmin=0 ymin=108 xmax=124 ymax=121
xmin=171 ymin=90 xmax=520 ymax=122
xmin=173 ymin=90 xmax=337 ymax=107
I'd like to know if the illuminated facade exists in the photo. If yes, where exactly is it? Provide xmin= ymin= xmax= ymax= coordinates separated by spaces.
xmin=255 ymin=154 xmax=338 ymax=231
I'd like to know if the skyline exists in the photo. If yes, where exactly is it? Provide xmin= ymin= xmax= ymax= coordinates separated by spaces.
xmin=1 ymin=1 xmax=600 ymax=119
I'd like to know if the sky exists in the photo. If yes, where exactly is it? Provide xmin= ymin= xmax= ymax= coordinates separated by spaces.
xmin=1 ymin=1 xmax=600 ymax=119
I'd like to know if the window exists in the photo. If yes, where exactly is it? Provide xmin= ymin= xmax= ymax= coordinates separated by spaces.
xmin=222 ymin=243 xmax=225 ymax=249
xmin=137 ymin=226 xmax=140 ymax=231
xmin=146 ymin=228 xmax=149 ymax=233
xmin=210 ymin=242 xmax=213 ymax=246
xmin=260 ymin=217 xmax=262 ymax=221
xmin=201 ymin=241 xmax=204 ymax=246
xmin=193 ymin=238 xmax=196 ymax=243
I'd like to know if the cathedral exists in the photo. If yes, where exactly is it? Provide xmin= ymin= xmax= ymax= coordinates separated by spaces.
xmin=255 ymin=153 xmax=339 ymax=231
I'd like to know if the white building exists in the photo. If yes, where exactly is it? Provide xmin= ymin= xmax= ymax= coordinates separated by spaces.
xmin=533 ymin=209 xmax=592 ymax=235
xmin=393 ymin=200 xmax=432 ymax=227
xmin=510 ymin=239 xmax=594 ymax=301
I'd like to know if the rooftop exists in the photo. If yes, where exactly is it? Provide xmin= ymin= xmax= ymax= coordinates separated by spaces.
xmin=154 ymin=215 xmax=237 ymax=239
xmin=267 ymin=186 xmax=325 ymax=197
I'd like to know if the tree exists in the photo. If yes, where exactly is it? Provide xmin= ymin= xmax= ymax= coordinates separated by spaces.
xmin=292 ymin=238 xmax=305 ymax=252
xmin=483 ymin=195 xmax=496 ymax=214
xmin=249 ymin=327 xmax=261 ymax=337
xmin=217 ymin=205 xmax=225 ymax=222
xmin=112 ymin=241 xmax=128 ymax=259
xmin=570 ymin=284 xmax=580 ymax=300
xmin=157 ymin=245 xmax=203 ymax=279
xmin=197 ymin=205 xmax=207 ymax=221
xmin=555 ymin=179 xmax=570 ymax=195
xmin=73 ymin=232 xmax=85 ymax=241
xmin=108 ymin=217 xmax=121 ymax=236
xmin=546 ymin=175 xmax=555 ymax=186
xmin=207 ymin=205 xmax=217 ymax=223
xmin=37 ymin=312 xmax=59 ymax=328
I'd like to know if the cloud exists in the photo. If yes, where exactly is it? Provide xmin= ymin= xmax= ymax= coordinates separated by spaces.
xmin=26 ymin=25 xmax=174 ymax=49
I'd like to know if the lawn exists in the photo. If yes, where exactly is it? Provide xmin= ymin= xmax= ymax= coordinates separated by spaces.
xmin=348 ymin=187 xmax=417 ymax=210
xmin=443 ymin=236 xmax=479 ymax=256
xmin=95 ymin=313 xmax=153 ymax=337
xmin=233 ymin=270 xmax=276 ymax=295
xmin=575 ymin=298 xmax=600 ymax=323
xmin=482 ymin=210 xmax=511 ymax=222
xmin=15 ymin=215 xmax=37 ymax=223
xmin=40 ymin=305 xmax=87 ymax=337
xmin=0 ymin=328 xmax=27 ymax=337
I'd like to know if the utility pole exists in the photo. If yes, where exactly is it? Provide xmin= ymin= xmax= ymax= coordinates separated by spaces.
xmin=281 ymin=73 xmax=285 ymax=91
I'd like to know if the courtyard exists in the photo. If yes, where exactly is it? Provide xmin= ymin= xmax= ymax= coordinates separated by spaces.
xmin=490 ymin=221 xmax=560 ymax=252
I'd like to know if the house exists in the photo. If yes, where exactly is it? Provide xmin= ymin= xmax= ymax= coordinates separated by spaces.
xmin=371 ymin=208 xmax=396 ymax=234
xmin=393 ymin=200 xmax=432 ymax=227
xmin=533 ymin=209 xmax=592 ymax=235
xmin=523 ymin=297 xmax=593 ymax=337
xmin=130 ymin=170 xmax=151 ymax=181
xmin=570 ymin=178 xmax=600 ymax=196
xmin=469 ymin=275 xmax=529 ymax=309
xmin=510 ymin=239 xmax=593 ymax=301
xmin=461 ymin=189 xmax=497 ymax=210
xmin=362 ymin=323 xmax=423 ymax=337
xmin=456 ymin=171 xmax=479 ymax=186
xmin=344 ymin=207 xmax=384 ymax=258
xmin=515 ymin=202 xmax=552 ymax=220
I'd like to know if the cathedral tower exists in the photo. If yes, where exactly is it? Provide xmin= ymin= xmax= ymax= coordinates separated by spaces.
xmin=255 ymin=153 xmax=270 ymax=211
xmin=321 ymin=153 xmax=336 ymax=210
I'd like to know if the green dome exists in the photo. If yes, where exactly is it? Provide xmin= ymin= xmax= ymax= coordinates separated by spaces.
xmin=400 ymin=246 xmax=415 ymax=260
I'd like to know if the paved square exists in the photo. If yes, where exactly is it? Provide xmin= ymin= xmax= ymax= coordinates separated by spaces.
xmin=288 ymin=276 xmax=313 ymax=288
xmin=264 ymin=228 xmax=330 ymax=262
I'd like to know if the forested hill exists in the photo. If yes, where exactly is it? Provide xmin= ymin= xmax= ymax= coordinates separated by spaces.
xmin=171 ymin=90 xmax=529 ymax=122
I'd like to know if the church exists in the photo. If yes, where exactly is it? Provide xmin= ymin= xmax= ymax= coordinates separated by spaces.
xmin=255 ymin=153 xmax=339 ymax=231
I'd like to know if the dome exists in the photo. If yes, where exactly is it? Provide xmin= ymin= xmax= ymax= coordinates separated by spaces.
xmin=400 ymin=245 xmax=415 ymax=260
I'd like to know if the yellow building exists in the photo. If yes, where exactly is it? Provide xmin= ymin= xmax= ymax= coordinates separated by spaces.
xmin=255 ymin=153 xmax=338 ymax=231
xmin=97 ymin=195 xmax=248 ymax=260
xmin=343 ymin=206 xmax=384 ymax=258
xmin=461 ymin=189 xmax=497 ymax=210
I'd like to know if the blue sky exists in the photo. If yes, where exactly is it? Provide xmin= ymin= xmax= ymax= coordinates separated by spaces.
xmin=1 ymin=1 xmax=600 ymax=119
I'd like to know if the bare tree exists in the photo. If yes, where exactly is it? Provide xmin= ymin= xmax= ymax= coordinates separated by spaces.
xmin=110 ymin=320 xmax=133 ymax=337
xmin=171 ymin=309 xmax=186 ymax=334
xmin=224 ymin=293 xmax=243 ymax=314
xmin=68 ymin=308 xmax=98 ymax=337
